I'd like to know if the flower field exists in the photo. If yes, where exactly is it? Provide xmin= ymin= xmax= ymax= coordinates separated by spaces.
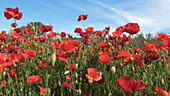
xmin=0 ymin=7 xmax=170 ymax=96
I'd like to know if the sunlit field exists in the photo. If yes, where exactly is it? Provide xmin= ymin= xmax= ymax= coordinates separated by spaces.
xmin=0 ymin=7 xmax=170 ymax=96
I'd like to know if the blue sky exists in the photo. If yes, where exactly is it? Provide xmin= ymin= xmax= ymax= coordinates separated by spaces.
xmin=1 ymin=0 xmax=170 ymax=36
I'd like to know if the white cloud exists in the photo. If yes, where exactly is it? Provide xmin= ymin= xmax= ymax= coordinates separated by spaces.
xmin=86 ymin=0 xmax=170 ymax=35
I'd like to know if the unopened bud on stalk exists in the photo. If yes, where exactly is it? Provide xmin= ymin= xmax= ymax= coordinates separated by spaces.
xmin=75 ymin=72 xmax=78 ymax=78
xmin=75 ymin=80 xmax=78 ymax=84
xmin=75 ymin=63 xmax=78 ymax=69
xmin=78 ymin=89 xmax=82 ymax=95
xmin=130 ymin=56 xmax=134 ymax=61
xmin=58 ymin=81 xmax=61 ymax=86
xmin=110 ymin=66 xmax=116 ymax=74
xmin=3 ymin=71 xmax=6 ymax=76
xmin=161 ymin=78 xmax=164 ymax=84
xmin=51 ymin=52 xmax=56 ymax=66
xmin=64 ymin=70 xmax=70 ymax=75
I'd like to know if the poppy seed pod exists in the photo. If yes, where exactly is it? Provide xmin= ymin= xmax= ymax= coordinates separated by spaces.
xmin=110 ymin=66 xmax=116 ymax=74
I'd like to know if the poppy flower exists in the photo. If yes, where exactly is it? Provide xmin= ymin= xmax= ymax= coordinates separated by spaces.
xmin=132 ymin=55 xmax=145 ymax=66
xmin=74 ymin=28 xmax=83 ymax=34
xmin=85 ymin=68 xmax=102 ymax=83
xmin=9 ymin=28 xmax=22 ymax=39
xmin=59 ymin=41 xmax=75 ymax=53
xmin=144 ymin=51 xmax=160 ymax=62
xmin=24 ymin=28 xmax=35 ymax=34
xmin=0 ymin=67 xmax=4 ymax=73
xmin=0 ymin=80 xmax=8 ymax=86
xmin=0 ymin=53 xmax=13 ymax=67
xmin=112 ymin=26 xmax=124 ymax=37
xmin=117 ymin=76 xmax=146 ymax=93
xmin=124 ymin=23 xmax=140 ymax=35
xmin=38 ymin=61 xmax=48 ymax=68
xmin=98 ymin=42 xmax=109 ymax=48
xmin=67 ymin=34 xmax=72 ymax=38
xmin=77 ymin=14 xmax=88 ymax=21
xmin=27 ymin=75 xmax=42 ymax=84
xmin=155 ymin=87 xmax=170 ymax=96
xmin=10 ymin=23 xmax=17 ymax=27
xmin=21 ymin=49 xmax=36 ymax=59
xmin=4 ymin=7 xmax=23 ymax=20
xmin=60 ymin=32 xmax=66 ymax=38
xmin=81 ymin=92 xmax=91 ymax=96
xmin=47 ymin=32 xmax=57 ymax=38
xmin=66 ymin=75 xmax=72 ymax=79
xmin=39 ymin=26 xmax=53 ymax=33
xmin=56 ymin=52 xmax=70 ymax=62
xmin=68 ymin=64 xmax=76 ymax=71
xmin=39 ymin=87 xmax=49 ymax=95
xmin=63 ymin=81 xmax=74 ymax=89
xmin=99 ymin=55 xmax=111 ymax=64
xmin=9 ymin=53 xmax=25 ymax=64
xmin=85 ymin=27 xmax=94 ymax=34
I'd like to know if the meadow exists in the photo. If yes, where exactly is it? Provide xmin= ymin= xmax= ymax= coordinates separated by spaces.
xmin=0 ymin=7 xmax=170 ymax=96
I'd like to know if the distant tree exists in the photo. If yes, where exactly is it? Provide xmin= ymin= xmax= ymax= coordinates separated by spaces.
xmin=20 ymin=22 xmax=45 ymax=36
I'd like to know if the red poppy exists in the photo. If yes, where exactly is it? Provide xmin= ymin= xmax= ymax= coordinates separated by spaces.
xmin=155 ymin=33 xmax=169 ymax=40
xmin=67 ymin=34 xmax=72 ymax=38
xmin=63 ymin=81 xmax=74 ymax=89
xmin=0 ymin=53 xmax=13 ymax=67
xmin=9 ymin=28 xmax=22 ymax=39
xmin=27 ymin=75 xmax=42 ymax=84
xmin=66 ymin=75 xmax=72 ymax=79
xmin=38 ymin=61 xmax=48 ymax=68
xmin=39 ymin=26 xmax=53 ymax=33
xmin=74 ymin=28 xmax=83 ymax=34
xmin=0 ymin=67 xmax=4 ymax=73
xmin=99 ymin=55 xmax=111 ymax=64
xmin=9 ymin=53 xmax=25 ymax=64
xmin=124 ymin=23 xmax=140 ymax=35
xmin=4 ymin=7 xmax=23 ymax=20
xmin=0 ymin=80 xmax=8 ymax=86
xmin=85 ymin=27 xmax=94 ymax=34
xmin=144 ymin=51 xmax=160 ymax=62
xmin=47 ymin=32 xmax=57 ymax=38
xmin=77 ymin=14 xmax=88 ymax=21
xmin=112 ymin=26 xmax=124 ymax=37
xmin=81 ymin=92 xmax=91 ymax=96
xmin=56 ymin=52 xmax=70 ymax=62
xmin=118 ymin=51 xmax=131 ymax=63
xmin=94 ymin=31 xmax=102 ymax=37
xmin=59 ymin=41 xmax=75 ymax=53
xmin=11 ymin=23 xmax=17 ymax=27
xmin=143 ymin=41 xmax=158 ymax=52
xmin=155 ymin=87 xmax=170 ymax=96
xmin=21 ymin=49 xmax=36 ymax=59
xmin=39 ymin=87 xmax=49 ymax=95
xmin=60 ymin=32 xmax=66 ymax=38
xmin=162 ymin=38 xmax=170 ymax=48
xmin=68 ymin=64 xmax=76 ymax=71
xmin=117 ymin=76 xmax=146 ymax=93
xmin=98 ymin=42 xmax=109 ymax=48
xmin=132 ymin=55 xmax=145 ymax=66
xmin=85 ymin=68 xmax=102 ymax=83
xmin=24 ymin=28 xmax=35 ymax=34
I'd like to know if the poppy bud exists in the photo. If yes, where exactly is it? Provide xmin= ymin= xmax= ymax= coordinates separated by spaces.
xmin=51 ymin=51 xmax=56 ymax=66
xmin=110 ymin=66 xmax=116 ymax=74
xmin=64 ymin=70 xmax=70 ymax=75
xmin=78 ymin=89 xmax=82 ymax=95
xmin=75 ymin=72 xmax=78 ymax=78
